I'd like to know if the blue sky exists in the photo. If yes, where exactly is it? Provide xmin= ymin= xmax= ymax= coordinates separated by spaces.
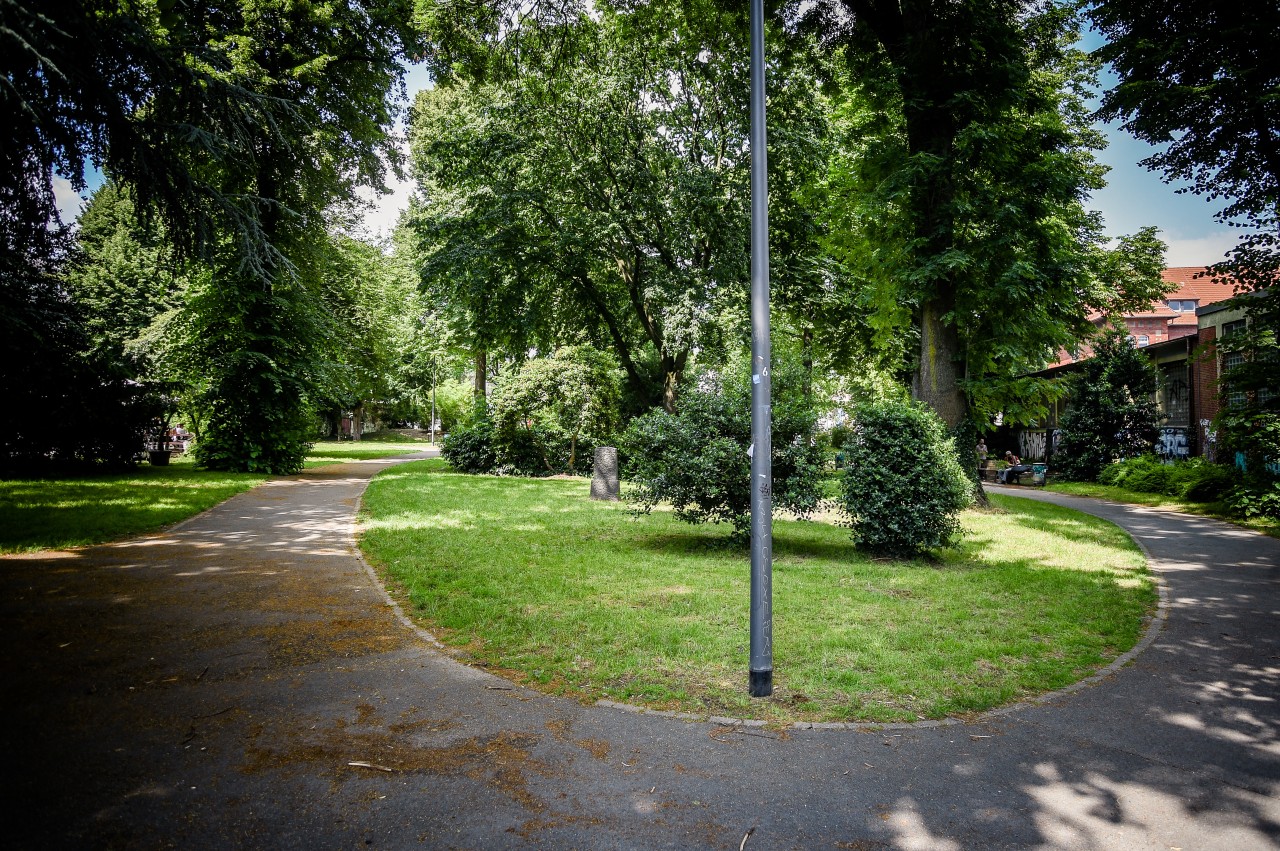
xmin=61 ymin=40 xmax=1236 ymax=268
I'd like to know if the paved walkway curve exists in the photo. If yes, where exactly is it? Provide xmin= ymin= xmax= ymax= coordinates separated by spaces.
xmin=2 ymin=459 xmax=1278 ymax=850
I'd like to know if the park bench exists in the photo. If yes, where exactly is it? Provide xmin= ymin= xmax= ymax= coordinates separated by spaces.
xmin=1004 ymin=463 xmax=1048 ymax=486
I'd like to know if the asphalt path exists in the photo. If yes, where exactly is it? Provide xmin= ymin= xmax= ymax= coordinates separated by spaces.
xmin=2 ymin=457 xmax=1277 ymax=850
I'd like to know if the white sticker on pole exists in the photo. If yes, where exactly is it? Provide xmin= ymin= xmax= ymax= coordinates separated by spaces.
xmin=747 ymin=443 xmax=754 ymax=458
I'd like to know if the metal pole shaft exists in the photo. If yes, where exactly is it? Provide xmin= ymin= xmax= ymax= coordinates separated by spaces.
xmin=748 ymin=0 xmax=773 ymax=698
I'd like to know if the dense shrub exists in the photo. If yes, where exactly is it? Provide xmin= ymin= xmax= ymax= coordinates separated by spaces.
xmin=839 ymin=400 xmax=973 ymax=557
xmin=1225 ymin=476 xmax=1280 ymax=520
xmin=1183 ymin=464 xmax=1238 ymax=502
xmin=1097 ymin=454 xmax=1239 ymax=502
xmin=490 ymin=346 xmax=623 ymax=476
xmin=1055 ymin=324 xmax=1161 ymax=481
xmin=622 ymin=357 xmax=823 ymax=540
xmin=440 ymin=417 xmax=498 ymax=474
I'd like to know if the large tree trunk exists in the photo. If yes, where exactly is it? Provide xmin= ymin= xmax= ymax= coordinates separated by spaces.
xmin=659 ymin=349 xmax=688 ymax=413
xmin=474 ymin=348 xmax=487 ymax=410
xmin=912 ymin=300 xmax=967 ymax=429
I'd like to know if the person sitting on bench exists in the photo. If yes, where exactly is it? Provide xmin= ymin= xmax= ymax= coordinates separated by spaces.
xmin=1000 ymin=451 xmax=1033 ymax=484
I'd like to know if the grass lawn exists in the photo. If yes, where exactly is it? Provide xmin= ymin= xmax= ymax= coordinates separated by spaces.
xmin=1045 ymin=480 xmax=1280 ymax=538
xmin=0 ymin=455 xmax=265 ymax=553
xmin=304 ymin=439 xmax=434 ymax=467
xmin=0 ymin=441 xmax=432 ymax=553
xmin=359 ymin=459 xmax=1157 ymax=724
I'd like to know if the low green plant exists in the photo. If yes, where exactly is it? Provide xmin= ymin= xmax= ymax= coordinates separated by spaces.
xmin=1225 ymin=473 xmax=1280 ymax=520
xmin=490 ymin=346 xmax=623 ymax=476
xmin=839 ymin=400 xmax=973 ymax=556
xmin=440 ymin=417 xmax=498 ymax=474
xmin=622 ymin=357 xmax=823 ymax=540
xmin=1097 ymin=454 xmax=1239 ymax=502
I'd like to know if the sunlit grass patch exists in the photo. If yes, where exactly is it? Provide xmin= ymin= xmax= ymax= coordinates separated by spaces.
xmin=0 ymin=442 xmax=431 ymax=553
xmin=0 ymin=461 xmax=265 ymax=553
xmin=303 ymin=441 xmax=433 ymax=467
xmin=359 ymin=459 xmax=1157 ymax=724
xmin=1046 ymin=481 xmax=1280 ymax=538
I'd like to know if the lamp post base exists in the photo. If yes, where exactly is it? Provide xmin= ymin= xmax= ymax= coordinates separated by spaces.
xmin=749 ymin=668 xmax=773 ymax=697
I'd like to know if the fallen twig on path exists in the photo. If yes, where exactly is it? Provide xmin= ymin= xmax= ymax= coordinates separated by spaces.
xmin=348 ymin=761 xmax=395 ymax=773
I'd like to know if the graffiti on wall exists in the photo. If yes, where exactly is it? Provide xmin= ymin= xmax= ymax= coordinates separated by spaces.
xmin=1200 ymin=419 xmax=1217 ymax=464
xmin=1018 ymin=429 xmax=1060 ymax=463
xmin=1155 ymin=427 xmax=1190 ymax=461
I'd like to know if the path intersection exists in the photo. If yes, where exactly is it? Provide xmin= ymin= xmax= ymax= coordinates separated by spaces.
xmin=2 ymin=455 xmax=1277 ymax=849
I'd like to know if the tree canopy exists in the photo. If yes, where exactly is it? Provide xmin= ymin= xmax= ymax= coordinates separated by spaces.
xmin=802 ymin=0 xmax=1169 ymax=429
xmin=408 ymin=0 xmax=830 ymax=412
xmin=1091 ymin=0 xmax=1280 ymax=292
xmin=4 ymin=0 xmax=425 ymax=472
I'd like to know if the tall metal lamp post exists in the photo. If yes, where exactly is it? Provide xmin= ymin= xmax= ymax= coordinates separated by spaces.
xmin=748 ymin=0 xmax=774 ymax=698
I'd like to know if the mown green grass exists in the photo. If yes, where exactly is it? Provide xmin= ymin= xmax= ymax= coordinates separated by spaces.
xmin=359 ymin=459 xmax=1156 ymax=724
xmin=1045 ymin=480 xmax=1280 ymax=538
xmin=304 ymin=440 xmax=432 ymax=467
xmin=0 ymin=442 xmax=431 ymax=553
xmin=0 ymin=456 xmax=264 ymax=553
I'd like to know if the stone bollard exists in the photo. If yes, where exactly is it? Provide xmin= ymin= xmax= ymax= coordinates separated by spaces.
xmin=590 ymin=446 xmax=620 ymax=501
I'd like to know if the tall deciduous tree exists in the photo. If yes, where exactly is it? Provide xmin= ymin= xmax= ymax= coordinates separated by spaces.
xmin=409 ymin=0 xmax=828 ymax=412
xmin=1091 ymin=0 xmax=1280 ymax=294
xmin=3 ymin=1 xmax=421 ymax=473
xmin=175 ymin=0 xmax=418 ymax=472
xmin=804 ymin=0 xmax=1167 ymax=431
xmin=1090 ymin=0 xmax=1279 ymax=515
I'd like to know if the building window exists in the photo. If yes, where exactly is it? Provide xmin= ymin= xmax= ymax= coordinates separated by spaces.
xmin=1160 ymin=362 xmax=1190 ymax=426
xmin=1135 ymin=334 xmax=1149 ymax=346
xmin=1167 ymin=299 xmax=1199 ymax=312
xmin=1222 ymin=319 xmax=1247 ymax=408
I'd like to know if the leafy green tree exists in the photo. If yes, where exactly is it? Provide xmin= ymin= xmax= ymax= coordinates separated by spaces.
xmin=622 ymin=356 xmax=824 ymax=541
xmin=490 ymin=346 xmax=624 ymax=476
xmin=1089 ymin=0 xmax=1280 ymax=516
xmin=803 ymin=0 xmax=1169 ymax=431
xmin=4 ymin=1 xmax=421 ymax=473
xmin=839 ymin=400 xmax=972 ymax=556
xmin=1054 ymin=324 xmax=1161 ymax=482
xmin=1091 ymin=0 xmax=1280 ymax=295
xmin=409 ymin=0 xmax=828 ymax=412
xmin=66 ymin=183 xmax=187 ymax=370
xmin=178 ymin=1 xmax=418 ymax=472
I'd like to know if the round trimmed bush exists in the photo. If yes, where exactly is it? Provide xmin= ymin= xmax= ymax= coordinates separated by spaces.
xmin=840 ymin=400 xmax=973 ymax=556
xmin=441 ymin=417 xmax=497 ymax=474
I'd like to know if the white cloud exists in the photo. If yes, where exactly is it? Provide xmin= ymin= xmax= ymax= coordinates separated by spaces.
xmin=1163 ymin=231 xmax=1242 ymax=267
xmin=52 ymin=174 xmax=85 ymax=225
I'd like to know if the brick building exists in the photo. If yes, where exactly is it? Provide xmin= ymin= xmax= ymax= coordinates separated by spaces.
xmin=1049 ymin=267 xmax=1235 ymax=368
xmin=1016 ymin=268 xmax=1244 ymax=463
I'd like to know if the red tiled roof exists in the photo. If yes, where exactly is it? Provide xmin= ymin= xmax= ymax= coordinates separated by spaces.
xmin=1160 ymin=266 xmax=1236 ymax=303
xmin=1045 ymin=267 xmax=1237 ymax=369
